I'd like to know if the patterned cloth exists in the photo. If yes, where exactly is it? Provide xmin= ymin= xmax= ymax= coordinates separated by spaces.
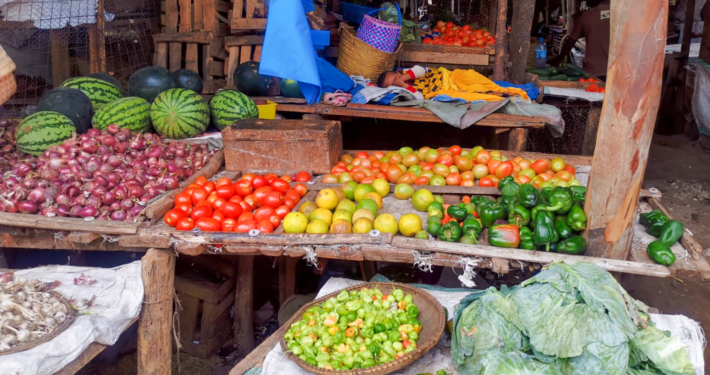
xmin=357 ymin=14 xmax=400 ymax=53
xmin=412 ymin=67 xmax=530 ymax=102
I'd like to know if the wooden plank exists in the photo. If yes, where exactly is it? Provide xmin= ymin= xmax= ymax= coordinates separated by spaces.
xmin=226 ymin=47 xmax=240 ymax=88
xmin=177 ymin=293 xmax=201 ymax=343
xmin=245 ymin=0 xmax=256 ymax=18
xmin=118 ymin=234 xmax=171 ymax=249
xmin=156 ymin=43 xmax=168 ymax=68
xmin=66 ymin=232 xmax=100 ymax=244
xmin=216 ymin=0 xmax=232 ymax=12
xmin=210 ymin=38 xmax=228 ymax=60
xmin=203 ymin=0 xmax=217 ymax=31
xmin=179 ymin=0 xmax=192 ymax=31
xmin=137 ymin=249 xmax=175 ymax=374
xmin=0 ymin=213 xmax=140 ymax=234
xmin=153 ymin=31 xmax=213 ymax=44
xmin=231 ymin=18 xmax=267 ymax=31
xmin=225 ymin=35 xmax=265 ymax=46
xmin=584 ymin=0 xmax=668 ymax=260
xmin=398 ymin=50 xmax=489 ymax=66
xmin=234 ymin=256 xmax=255 ymax=354
xmin=209 ymin=60 xmax=225 ymax=76
xmin=507 ymin=128 xmax=528 ymax=152
xmin=88 ymin=0 xmax=106 ymax=73
xmin=493 ymin=0 xmax=508 ymax=80
xmin=175 ymin=274 xmax=235 ymax=304
xmin=581 ymin=106 xmax=601 ymax=156
xmin=391 ymin=237 xmax=671 ymax=277
xmin=50 ymin=30 xmax=71 ymax=87
xmin=166 ymin=0 xmax=181 ymax=71
xmin=252 ymin=45 xmax=262 ymax=62
xmin=0 ymin=227 xmax=147 ymax=252
xmin=240 ymin=45 xmax=253 ymax=64
xmin=186 ymin=44 xmax=199 ymax=71
xmin=194 ymin=0 xmax=204 ymax=29
xmin=508 ymin=0 xmax=536 ymax=84
xmin=232 ymin=0 xmax=244 ymax=18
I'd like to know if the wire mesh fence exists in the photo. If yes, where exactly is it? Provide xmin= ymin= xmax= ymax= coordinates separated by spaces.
xmin=527 ymin=100 xmax=601 ymax=155
xmin=0 ymin=0 xmax=159 ymax=117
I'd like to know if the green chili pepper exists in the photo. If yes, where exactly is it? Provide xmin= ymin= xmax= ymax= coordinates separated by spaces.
xmin=519 ymin=227 xmax=535 ymax=250
xmin=508 ymin=204 xmax=531 ymax=227
xmin=647 ymin=240 xmax=676 ymax=266
xmin=659 ymin=220 xmax=683 ymax=245
xmin=488 ymin=224 xmax=521 ymax=248
xmin=361 ymin=327 xmax=374 ymax=338
xmin=447 ymin=204 xmax=468 ymax=221
xmin=392 ymin=289 xmax=404 ymax=302
xmin=567 ymin=202 xmax=587 ymax=231
xmin=336 ymin=290 xmax=349 ymax=302
xmin=554 ymin=215 xmax=573 ymax=239
xmin=569 ymin=186 xmax=586 ymax=202
xmin=406 ymin=304 xmax=419 ymax=317
xmin=544 ymin=187 xmax=574 ymax=214
xmin=427 ymin=216 xmax=442 ymax=236
xmin=640 ymin=209 xmax=668 ymax=226
xmin=647 ymin=218 xmax=670 ymax=237
xmin=332 ymin=331 xmax=344 ymax=345
xmin=533 ymin=211 xmax=557 ymax=251
xmin=557 ymin=235 xmax=587 ymax=255
xmin=478 ymin=200 xmax=506 ymax=227
xmin=438 ymin=221 xmax=461 ymax=242
xmin=517 ymin=183 xmax=542 ymax=208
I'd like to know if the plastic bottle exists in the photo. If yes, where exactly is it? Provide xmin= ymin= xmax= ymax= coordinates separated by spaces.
xmin=534 ymin=37 xmax=548 ymax=69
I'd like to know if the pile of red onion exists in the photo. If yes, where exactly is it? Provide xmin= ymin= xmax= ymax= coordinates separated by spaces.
xmin=0 ymin=120 xmax=215 ymax=221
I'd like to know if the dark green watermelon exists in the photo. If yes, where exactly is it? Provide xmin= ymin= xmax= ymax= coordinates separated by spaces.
xmin=173 ymin=69 xmax=203 ymax=93
xmin=37 ymin=88 xmax=94 ymax=134
xmin=279 ymin=78 xmax=304 ymax=98
xmin=128 ymin=66 xmax=178 ymax=102
xmin=233 ymin=61 xmax=272 ymax=96
xmin=85 ymin=72 xmax=125 ymax=93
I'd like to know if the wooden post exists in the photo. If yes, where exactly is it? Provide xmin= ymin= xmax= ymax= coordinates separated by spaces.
xmin=88 ymin=0 xmax=106 ymax=73
xmin=584 ymin=0 xmax=668 ymax=259
xmin=50 ymin=30 xmax=70 ymax=87
xmin=493 ymin=0 xmax=508 ymax=81
xmin=234 ymin=256 xmax=255 ymax=354
xmin=137 ymin=249 xmax=175 ymax=375
xmin=580 ymin=106 xmax=601 ymax=155
xmin=701 ymin=1 xmax=710 ymax=61
xmin=508 ymin=0 xmax=536 ymax=84
xmin=278 ymin=257 xmax=297 ymax=304
xmin=507 ymin=128 xmax=528 ymax=152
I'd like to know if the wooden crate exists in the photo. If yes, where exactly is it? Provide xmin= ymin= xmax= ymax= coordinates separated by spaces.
xmin=222 ymin=119 xmax=343 ymax=175
xmin=175 ymin=258 xmax=237 ymax=358
xmin=398 ymin=43 xmax=495 ymax=67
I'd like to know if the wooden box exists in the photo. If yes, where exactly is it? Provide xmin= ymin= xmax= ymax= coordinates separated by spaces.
xmin=222 ymin=119 xmax=343 ymax=175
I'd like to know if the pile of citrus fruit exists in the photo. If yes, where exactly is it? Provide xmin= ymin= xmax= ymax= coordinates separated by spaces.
xmin=322 ymin=146 xmax=581 ymax=189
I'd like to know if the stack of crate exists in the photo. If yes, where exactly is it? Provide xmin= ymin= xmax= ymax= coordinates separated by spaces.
xmin=155 ymin=0 xmax=232 ymax=93
xmin=225 ymin=0 xmax=267 ymax=88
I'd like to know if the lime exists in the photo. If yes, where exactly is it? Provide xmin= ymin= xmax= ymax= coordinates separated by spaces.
xmin=335 ymin=199 xmax=357 ymax=214
xmin=412 ymin=189 xmax=434 ymax=212
xmin=353 ymin=184 xmax=375 ymax=202
xmin=340 ymin=181 xmax=358 ymax=200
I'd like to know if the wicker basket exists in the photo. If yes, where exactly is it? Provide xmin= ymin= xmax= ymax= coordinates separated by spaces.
xmin=336 ymin=25 xmax=401 ymax=82
xmin=0 ymin=45 xmax=17 ymax=106
xmin=279 ymin=282 xmax=446 ymax=375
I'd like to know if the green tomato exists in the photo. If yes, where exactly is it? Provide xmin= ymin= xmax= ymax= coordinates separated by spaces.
xmin=518 ymin=168 xmax=536 ymax=179
xmin=399 ymin=147 xmax=414 ymax=156
xmin=407 ymin=165 xmax=422 ymax=176
xmin=539 ymin=181 xmax=552 ymax=188
xmin=568 ymin=178 xmax=581 ymax=186
xmin=346 ymin=311 xmax=358 ymax=323
xmin=429 ymin=175 xmax=446 ymax=186
xmin=408 ymin=331 xmax=419 ymax=341
xmin=373 ymin=300 xmax=383 ymax=310
xmin=392 ymin=342 xmax=404 ymax=352
xmin=471 ymin=146 xmax=484 ymax=158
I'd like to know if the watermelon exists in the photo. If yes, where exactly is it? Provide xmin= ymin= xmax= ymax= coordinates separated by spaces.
xmin=233 ymin=61 xmax=272 ymax=96
xmin=209 ymin=90 xmax=259 ymax=130
xmin=37 ymin=88 xmax=93 ymax=134
xmin=173 ymin=69 xmax=203 ymax=93
xmin=60 ymin=77 xmax=124 ymax=110
xmin=279 ymin=78 xmax=304 ymax=98
xmin=15 ymin=111 xmax=76 ymax=155
xmin=86 ymin=72 xmax=125 ymax=93
xmin=128 ymin=66 xmax=178 ymax=103
xmin=93 ymin=97 xmax=152 ymax=133
xmin=150 ymin=89 xmax=209 ymax=139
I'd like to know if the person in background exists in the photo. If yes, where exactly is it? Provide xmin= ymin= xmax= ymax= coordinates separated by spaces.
xmin=550 ymin=0 xmax=611 ymax=81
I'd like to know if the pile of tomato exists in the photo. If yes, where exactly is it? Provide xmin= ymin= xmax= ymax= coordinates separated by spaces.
xmin=423 ymin=21 xmax=495 ymax=47
xmin=164 ymin=172 xmax=311 ymax=233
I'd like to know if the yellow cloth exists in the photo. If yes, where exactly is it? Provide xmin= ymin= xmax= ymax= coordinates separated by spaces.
xmin=412 ymin=67 xmax=529 ymax=102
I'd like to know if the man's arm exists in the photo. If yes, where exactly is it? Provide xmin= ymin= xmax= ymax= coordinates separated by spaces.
xmin=549 ymin=36 xmax=577 ymax=67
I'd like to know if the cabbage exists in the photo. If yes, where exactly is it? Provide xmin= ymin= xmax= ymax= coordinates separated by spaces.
xmin=451 ymin=262 xmax=694 ymax=375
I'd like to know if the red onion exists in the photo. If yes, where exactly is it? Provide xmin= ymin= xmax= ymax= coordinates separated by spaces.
xmin=107 ymin=155 xmax=122 ymax=168
xmin=125 ymin=179 xmax=140 ymax=188
xmin=94 ymin=175 xmax=108 ymax=187
xmin=18 ymin=201 xmax=38 ymax=214
xmin=106 ymin=124 xmax=120 ymax=135
xmin=120 ymin=198 xmax=133 ymax=210
xmin=147 ymin=166 xmax=161 ymax=177
xmin=77 ymin=171 xmax=92 ymax=180
xmin=162 ymin=176 xmax=179 ymax=190
xmin=107 ymin=172 xmax=121 ymax=185
xmin=110 ymin=202 xmax=121 ymax=211
xmin=100 ymin=135 xmax=116 ymax=146
xmin=40 ymin=168 xmax=58 ymax=180
xmin=87 ymin=128 xmax=101 ymax=138
xmin=128 ymin=205 xmax=144 ymax=217
xmin=128 ymin=186 xmax=144 ymax=199
xmin=175 ymin=148 xmax=185 ymax=157
xmin=147 ymin=146 xmax=162 ymax=158
xmin=69 ymin=205 xmax=83 ymax=217
xmin=22 ymin=178 xmax=36 ymax=190
xmin=48 ymin=158 xmax=65 ymax=171
xmin=145 ymin=185 xmax=159 ymax=199
xmin=0 ymin=198 xmax=17 ymax=213
xmin=67 ymin=186 xmax=80 ymax=198
xmin=77 ymin=206 xmax=98 ymax=218
xmin=135 ymin=174 xmax=147 ymax=185
xmin=167 ymin=163 xmax=178 ymax=174
xmin=84 ymin=158 xmax=100 ymax=173
xmin=103 ymin=192 xmax=116 ymax=205
xmin=81 ymin=140 xmax=98 ymax=153
xmin=115 ymin=142 xmax=127 ymax=153
xmin=40 ymin=205 xmax=57 ymax=217
xmin=82 ymin=181 xmax=97 ymax=193
xmin=57 ymin=205 xmax=70 ymax=217
xmin=113 ymin=187 xmax=127 ymax=201
xmin=13 ymin=162 xmax=32 ymax=177
xmin=110 ymin=210 xmax=127 ymax=221
xmin=3 ymin=177 xmax=19 ymax=190
xmin=97 ymin=145 xmax=111 ymax=155
xmin=86 ymin=195 xmax=102 ymax=209
xmin=73 ymin=195 xmax=87 ymax=206
xmin=147 ymin=157 xmax=158 ymax=166
xmin=56 ymin=193 xmax=70 ymax=206
xmin=115 ymin=131 xmax=129 ymax=142
xmin=44 ymin=186 xmax=58 ymax=202
xmin=28 ymin=188 xmax=45 ymax=203
xmin=92 ymin=186 xmax=108 ymax=196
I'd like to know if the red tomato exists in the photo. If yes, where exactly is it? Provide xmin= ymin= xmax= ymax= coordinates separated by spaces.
xmin=238 ymin=211 xmax=255 ymax=222
xmin=164 ymin=209 xmax=187 ymax=227
xmin=257 ymin=219 xmax=274 ymax=233
xmin=283 ymin=196 xmax=297 ymax=210
xmin=263 ymin=191 xmax=284 ymax=208
xmin=253 ymin=186 xmax=274 ymax=206
xmin=215 ymin=177 xmax=232 ymax=187
xmin=355 ymin=151 xmax=369 ymax=159
xmin=228 ymin=195 xmax=243 ymax=204
xmin=448 ymin=145 xmax=462 ymax=155
xmin=243 ymin=195 xmax=256 ymax=210
xmin=213 ymin=198 xmax=227 ymax=210
xmin=212 ymin=210 xmax=226 ymax=222
xmin=176 ymin=217 xmax=195 ymax=231
xmin=190 ymin=205 xmax=213 ymax=220
xmin=285 ymin=190 xmax=301 ymax=204
xmin=195 ymin=217 xmax=221 ymax=232
xmin=203 ymin=181 xmax=216 ymax=195
xmin=414 ymin=176 xmax=430 ymax=185
xmin=206 ymin=193 xmax=218 ymax=205
xmin=270 ymin=178 xmax=290 ymax=194
xmin=563 ymin=164 xmax=576 ymax=175
xmin=254 ymin=206 xmax=276 ymax=222
xmin=251 ymin=175 xmax=268 ymax=189
xmin=190 ymin=188 xmax=208 ymax=205
xmin=239 ymin=200 xmax=253 ymax=213
xmin=241 ymin=173 xmax=256 ymax=182
xmin=293 ymin=183 xmax=308 ymax=197
xmin=235 ymin=219 xmax=257 ymax=233
xmin=274 ymin=205 xmax=290 ymax=219
xmin=445 ymin=172 xmax=463 ymax=186
xmin=174 ymin=192 xmax=192 ymax=206
xmin=233 ymin=179 xmax=253 ymax=197
xmin=479 ymin=177 xmax=496 ymax=187
xmin=174 ymin=203 xmax=193 ymax=214
xmin=495 ymin=161 xmax=514 ymax=179
xmin=280 ymin=175 xmax=293 ymax=182
xmin=531 ymin=159 xmax=550 ymax=174
xmin=264 ymin=173 xmax=278 ymax=183
xmin=215 ymin=185 xmax=235 ymax=199
xmin=195 ymin=200 xmax=211 ymax=209
xmin=221 ymin=218 xmax=237 ymax=232
xmin=195 ymin=176 xmax=207 ymax=186
xmin=268 ymin=214 xmax=281 ymax=228
xmin=222 ymin=202 xmax=244 ymax=219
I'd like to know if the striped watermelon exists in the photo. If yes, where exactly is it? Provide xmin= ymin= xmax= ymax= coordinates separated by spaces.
xmin=60 ymin=77 xmax=123 ymax=110
xmin=15 ymin=111 xmax=76 ymax=155
xmin=150 ymin=89 xmax=209 ymax=139
xmin=210 ymin=90 xmax=259 ymax=130
xmin=93 ymin=97 xmax=152 ymax=133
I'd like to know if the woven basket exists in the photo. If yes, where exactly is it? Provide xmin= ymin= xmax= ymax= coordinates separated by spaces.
xmin=0 ymin=44 xmax=17 ymax=106
xmin=280 ymin=282 xmax=445 ymax=375
xmin=336 ymin=25 xmax=401 ymax=82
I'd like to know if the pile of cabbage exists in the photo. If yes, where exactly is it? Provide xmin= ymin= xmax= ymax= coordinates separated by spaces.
xmin=451 ymin=262 xmax=695 ymax=375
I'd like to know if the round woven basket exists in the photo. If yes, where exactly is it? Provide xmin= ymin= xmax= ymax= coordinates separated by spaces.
xmin=280 ymin=282 xmax=445 ymax=375
xmin=336 ymin=25 xmax=402 ymax=82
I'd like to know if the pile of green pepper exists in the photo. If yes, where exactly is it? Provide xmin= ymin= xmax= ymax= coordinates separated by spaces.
xmin=284 ymin=286 xmax=422 ymax=370
xmin=639 ymin=210 xmax=683 ymax=266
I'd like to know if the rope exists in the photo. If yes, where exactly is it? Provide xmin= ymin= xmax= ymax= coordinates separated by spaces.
xmin=411 ymin=250 xmax=434 ymax=273
xmin=453 ymin=256 xmax=481 ymax=288
xmin=302 ymin=246 xmax=321 ymax=270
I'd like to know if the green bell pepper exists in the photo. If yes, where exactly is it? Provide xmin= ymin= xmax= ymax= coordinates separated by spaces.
xmin=557 ymin=235 xmax=587 ymax=255
xmin=478 ymin=200 xmax=506 ymax=227
xmin=659 ymin=220 xmax=683 ymax=245
xmin=566 ymin=202 xmax=587 ymax=231
xmin=427 ymin=216 xmax=442 ymax=236
xmin=368 ymin=342 xmax=381 ymax=356
xmin=437 ymin=221 xmax=461 ymax=242
xmin=533 ymin=211 xmax=557 ymax=251
xmin=447 ymin=204 xmax=468 ymax=221
xmin=554 ymin=215 xmax=573 ymax=239
xmin=544 ymin=187 xmax=574 ymax=214
xmin=462 ymin=216 xmax=482 ymax=235
xmin=647 ymin=240 xmax=676 ymax=266
xmin=406 ymin=304 xmax=419 ymax=318
xmin=508 ymin=204 xmax=531 ymax=227
xmin=640 ymin=210 xmax=668 ymax=226
xmin=471 ymin=196 xmax=494 ymax=208
xmin=488 ymin=224 xmax=521 ymax=248
xmin=519 ymin=227 xmax=535 ymax=250
xmin=647 ymin=216 xmax=670 ymax=237
xmin=500 ymin=180 xmax=520 ymax=205
xmin=570 ymin=186 xmax=586 ymax=202
xmin=541 ymin=186 xmax=555 ymax=202
xmin=497 ymin=175 xmax=515 ymax=191
xmin=459 ymin=229 xmax=478 ymax=244
xmin=517 ymin=183 xmax=543 ymax=208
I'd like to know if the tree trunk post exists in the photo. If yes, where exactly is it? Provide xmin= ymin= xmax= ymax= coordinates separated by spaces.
xmin=234 ymin=256 xmax=255 ymax=354
xmin=508 ymin=0 xmax=537 ymax=84
xmin=137 ymin=249 xmax=176 ymax=375
xmin=493 ymin=0 xmax=508 ymax=81
xmin=584 ymin=0 xmax=669 ymax=259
